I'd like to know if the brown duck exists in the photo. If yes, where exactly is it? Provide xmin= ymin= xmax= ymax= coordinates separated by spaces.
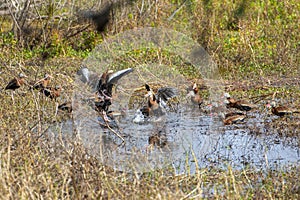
xmin=222 ymin=112 xmax=246 ymax=125
xmin=94 ymin=68 xmax=133 ymax=123
xmin=5 ymin=73 xmax=27 ymax=103
xmin=31 ymin=73 xmax=53 ymax=90
xmin=225 ymin=111 xmax=245 ymax=118
xmin=133 ymin=84 xmax=178 ymax=123
xmin=95 ymin=68 xmax=133 ymax=113
xmin=187 ymin=83 xmax=203 ymax=108
xmin=268 ymin=101 xmax=299 ymax=117
xmin=144 ymin=84 xmax=177 ymax=116
xmin=40 ymin=86 xmax=62 ymax=100
xmin=5 ymin=73 xmax=27 ymax=91
xmin=224 ymin=93 xmax=256 ymax=112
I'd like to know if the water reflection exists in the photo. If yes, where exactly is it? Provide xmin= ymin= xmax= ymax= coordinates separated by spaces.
xmin=48 ymin=106 xmax=300 ymax=174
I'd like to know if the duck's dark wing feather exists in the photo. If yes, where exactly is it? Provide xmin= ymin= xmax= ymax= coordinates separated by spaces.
xmin=157 ymin=87 xmax=178 ymax=102
xmin=107 ymin=68 xmax=133 ymax=85
xmin=5 ymin=78 xmax=19 ymax=90
xmin=106 ymin=68 xmax=133 ymax=95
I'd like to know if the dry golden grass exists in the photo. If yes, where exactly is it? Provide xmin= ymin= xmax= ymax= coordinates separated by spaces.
xmin=0 ymin=51 xmax=299 ymax=199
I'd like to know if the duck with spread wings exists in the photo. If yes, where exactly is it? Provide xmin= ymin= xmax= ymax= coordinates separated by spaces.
xmin=94 ymin=68 xmax=134 ymax=122
xmin=133 ymin=83 xmax=178 ymax=123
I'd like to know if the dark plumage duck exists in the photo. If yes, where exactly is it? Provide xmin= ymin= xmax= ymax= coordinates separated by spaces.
xmin=187 ymin=83 xmax=203 ymax=108
xmin=221 ymin=112 xmax=246 ymax=125
xmin=5 ymin=73 xmax=27 ymax=103
xmin=267 ymin=101 xmax=299 ymax=117
xmin=79 ymin=3 xmax=112 ymax=33
xmin=224 ymin=93 xmax=256 ymax=112
xmin=31 ymin=73 xmax=53 ymax=90
xmin=5 ymin=73 xmax=27 ymax=91
xmin=40 ymin=86 xmax=62 ymax=100
xmin=133 ymin=84 xmax=178 ymax=123
xmin=225 ymin=111 xmax=245 ymax=118
xmin=94 ymin=68 xmax=133 ymax=121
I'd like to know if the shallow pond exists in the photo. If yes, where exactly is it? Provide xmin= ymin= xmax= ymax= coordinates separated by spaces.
xmin=48 ymin=104 xmax=300 ymax=174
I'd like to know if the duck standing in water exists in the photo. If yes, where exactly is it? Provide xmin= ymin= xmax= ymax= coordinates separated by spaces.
xmin=94 ymin=68 xmax=134 ymax=122
xmin=186 ymin=82 xmax=203 ymax=108
xmin=224 ymin=93 xmax=257 ymax=112
xmin=267 ymin=101 xmax=299 ymax=117
xmin=133 ymin=84 xmax=178 ymax=123
xmin=5 ymin=73 xmax=27 ymax=104
xmin=220 ymin=112 xmax=246 ymax=125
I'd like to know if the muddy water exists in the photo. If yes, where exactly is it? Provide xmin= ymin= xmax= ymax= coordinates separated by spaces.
xmin=49 ymin=105 xmax=300 ymax=174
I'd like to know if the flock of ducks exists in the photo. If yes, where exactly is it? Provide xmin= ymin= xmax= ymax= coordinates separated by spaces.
xmin=4 ymin=69 xmax=300 ymax=128
xmin=4 ymin=72 xmax=62 ymax=103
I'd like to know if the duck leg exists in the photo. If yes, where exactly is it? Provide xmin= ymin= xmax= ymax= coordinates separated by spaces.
xmin=11 ymin=91 xmax=15 ymax=105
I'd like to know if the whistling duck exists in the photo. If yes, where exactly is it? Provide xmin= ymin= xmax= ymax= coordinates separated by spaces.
xmin=187 ymin=83 xmax=203 ymax=108
xmin=224 ymin=93 xmax=256 ymax=112
xmin=5 ymin=73 xmax=27 ymax=91
xmin=133 ymin=84 xmax=177 ymax=123
xmin=40 ymin=85 xmax=62 ymax=100
xmin=31 ymin=73 xmax=53 ymax=90
xmin=220 ymin=112 xmax=246 ymax=125
xmin=267 ymin=101 xmax=299 ymax=117
xmin=94 ymin=68 xmax=133 ymax=121
xmin=5 ymin=73 xmax=27 ymax=103
xmin=225 ymin=111 xmax=245 ymax=118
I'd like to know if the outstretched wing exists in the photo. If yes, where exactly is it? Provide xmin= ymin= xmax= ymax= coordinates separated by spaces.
xmin=106 ymin=68 xmax=134 ymax=95
xmin=107 ymin=68 xmax=133 ymax=85
xmin=95 ymin=68 xmax=133 ymax=112
xmin=157 ymin=87 xmax=178 ymax=102
xmin=77 ymin=65 xmax=90 ymax=83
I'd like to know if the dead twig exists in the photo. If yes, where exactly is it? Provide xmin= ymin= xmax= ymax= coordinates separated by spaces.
xmin=97 ymin=115 xmax=125 ymax=143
